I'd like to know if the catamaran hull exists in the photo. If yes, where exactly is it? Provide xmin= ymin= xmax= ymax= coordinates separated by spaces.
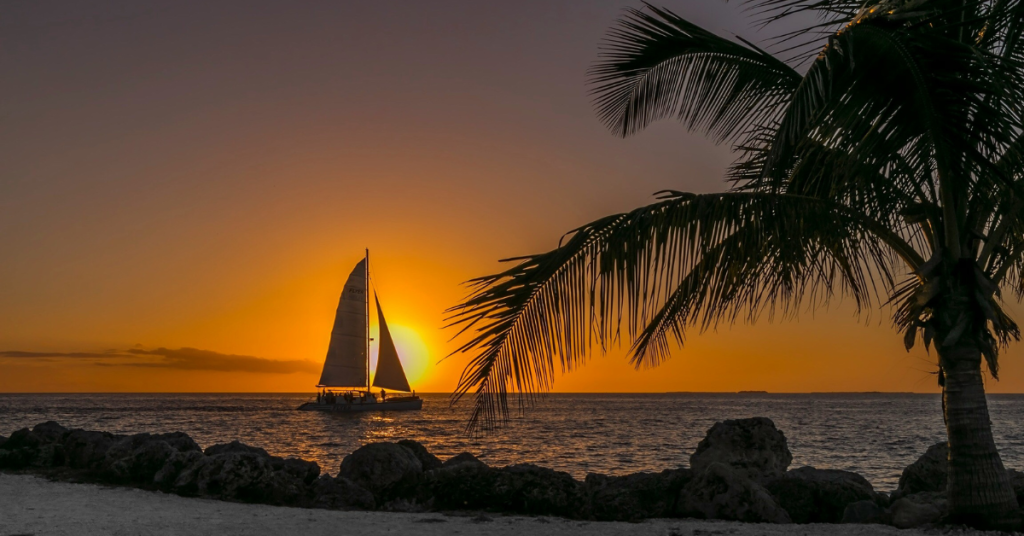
xmin=296 ymin=398 xmax=423 ymax=412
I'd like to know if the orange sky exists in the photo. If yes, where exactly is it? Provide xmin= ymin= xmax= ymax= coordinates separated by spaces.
xmin=3 ymin=1 xmax=1024 ymax=394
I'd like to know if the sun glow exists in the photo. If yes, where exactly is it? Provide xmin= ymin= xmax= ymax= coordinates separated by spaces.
xmin=371 ymin=323 xmax=430 ymax=388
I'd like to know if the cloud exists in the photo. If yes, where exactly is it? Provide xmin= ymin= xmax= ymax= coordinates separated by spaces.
xmin=0 ymin=347 xmax=317 ymax=374
xmin=123 ymin=347 xmax=318 ymax=374
xmin=0 ymin=351 xmax=121 ymax=358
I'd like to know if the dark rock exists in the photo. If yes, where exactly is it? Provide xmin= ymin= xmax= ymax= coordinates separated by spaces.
xmin=1008 ymin=468 xmax=1024 ymax=508
xmin=103 ymin=432 xmax=202 ymax=485
xmin=62 ymin=430 xmax=121 ymax=470
xmin=274 ymin=456 xmax=320 ymax=485
xmin=2 ymin=428 xmax=41 ymax=451
xmin=841 ymin=500 xmax=890 ymax=524
xmin=765 ymin=466 xmax=879 ymax=523
xmin=492 ymin=464 xmax=583 ymax=517
xmin=154 ymin=450 xmax=203 ymax=487
xmin=584 ymin=468 xmax=693 ymax=521
xmin=174 ymin=444 xmax=313 ymax=505
xmin=205 ymin=440 xmax=269 ymax=457
xmin=690 ymin=417 xmax=792 ymax=482
xmin=338 ymin=443 xmax=422 ymax=500
xmin=398 ymin=440 xmax=442 ymax=471
xmin=32 ymin=421 xmax=69 ymax=444
xmin=442 ymin=452 xmax=485 ymax=469
xmin=0 ymin=435 xmax=6 ymax=448
xmin=418 ymin=461 xmax=499 ymax=511
xmin=678 ymin=462 xmax=791 ymax=523
xmin=310 ymin=475 xmax=375 ymax=510
xmin=418 ymin=462 xmax=582 ymax=517
xmin=893 ymin=442 xmax=946 ymax=500
xmin=891 ymin=491 xmax=945 ymax=529
xmin=0 ymin=425 xmax=66 ymax=468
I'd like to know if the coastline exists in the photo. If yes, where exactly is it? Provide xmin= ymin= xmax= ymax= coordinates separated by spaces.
xmin=0 ymin=474 xmax=991 ymax=536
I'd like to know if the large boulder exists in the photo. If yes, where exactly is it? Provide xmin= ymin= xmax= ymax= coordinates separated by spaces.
xmin=174 ymin=440 xmax=318 ymax=505
xmin=841 ymin=499 xmax=890 ymax=524
xmin=584 ymin=468 xmax=692 ymax=521
xmin=397 ymin=440 xmax=442 ymax=471
xmin=893 ymin=442 xmax=946 ymax=499
xmin=103 ymin=432 xmax=203 ymax=486
xmin=310 ymin=475 xmax=375 ymax=510
xmin=690 ymin=417 xmax=792 ymax=482
xmin=338 ymin=443 xmax=422 ymax=501
xmin=891 ymin=491 xmax=945 ymax=528
xmin=764 ymin=466 xmax=880 ymax=523
xmin=62 ymin=429 xmax=122 ymax=470
xmin=677 ymin=462 xmax=791 ymax=523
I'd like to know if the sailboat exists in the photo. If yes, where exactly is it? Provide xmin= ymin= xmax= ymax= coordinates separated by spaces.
xmin=298 ymin=250 xmax=423 ymax=412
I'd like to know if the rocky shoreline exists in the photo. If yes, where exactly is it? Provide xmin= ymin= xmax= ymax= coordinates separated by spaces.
xmin=1 ymin=417 xmax=1020 ymax=530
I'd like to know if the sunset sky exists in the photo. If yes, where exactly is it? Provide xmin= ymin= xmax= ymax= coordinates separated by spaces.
xmin=5 ymin=0 xmax=1024 ymax=394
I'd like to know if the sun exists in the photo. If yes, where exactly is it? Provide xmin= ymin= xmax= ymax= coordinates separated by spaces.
xmin=373 ymin=323 xmax=429 ymax=387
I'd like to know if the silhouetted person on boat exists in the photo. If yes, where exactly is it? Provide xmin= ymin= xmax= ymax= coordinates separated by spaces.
xmin=380 ymin=389 xmax=387 ymax=401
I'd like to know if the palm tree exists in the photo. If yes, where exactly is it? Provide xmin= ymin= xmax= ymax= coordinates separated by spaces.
xmin=446 ymin=0 xmax=1024 ymax=529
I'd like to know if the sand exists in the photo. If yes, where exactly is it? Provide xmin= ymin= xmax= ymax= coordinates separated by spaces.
xmin=0 ymin=473 xmax=997 ymax=536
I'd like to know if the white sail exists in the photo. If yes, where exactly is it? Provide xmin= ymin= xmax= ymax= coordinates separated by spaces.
xmin=372 ymin=293 xmax=411 ymax=392
xmin=317 ymin=259 xmax=367 ymax=388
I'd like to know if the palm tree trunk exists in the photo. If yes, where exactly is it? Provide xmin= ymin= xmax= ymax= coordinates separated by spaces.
xmin=941 ymin=342 xmax=1020 ymax=530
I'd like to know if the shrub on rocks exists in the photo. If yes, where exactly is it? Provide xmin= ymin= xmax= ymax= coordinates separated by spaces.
xmin=310 ymin=474 xmax=375 ymax=510
xmin=841 ymin=499 xmax=890 ymax=524
xmin=765 ymin=466 xmax=881 ymax=523
xmin=678 ymin=462 xmax=791 ymax=523
xmin=338 ymin=443 xmax=422 ymax=502
xmin=397 ymin=439 xmax=442 ymax=471
xmin=891 ymin=491 xmax=945 ymax=528
xmin=690 ymin=417 xmax=792 ymax=482
xmin=893 ymin=442 xmax=946 ymax=500
xmin=584 ymin=468 xmax=692 ymax=521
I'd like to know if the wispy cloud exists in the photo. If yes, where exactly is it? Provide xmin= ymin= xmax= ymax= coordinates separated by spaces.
xmin=123 ymin=347 xmax=317 ymax=374
xmin=0 ymin=351 xmax=121 ymax=358
xmin=0 ymin=346 xmax=317 ymax=374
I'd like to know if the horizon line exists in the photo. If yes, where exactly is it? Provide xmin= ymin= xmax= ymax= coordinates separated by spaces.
xmin=1 ymin=390 xmax=1021 ymax=395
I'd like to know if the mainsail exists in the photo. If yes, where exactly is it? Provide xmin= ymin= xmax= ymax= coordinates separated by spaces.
xmin=317 ymin=259 xmax=368 ymax=387
xmin=371 ymin=293 xmax=411 ymax=392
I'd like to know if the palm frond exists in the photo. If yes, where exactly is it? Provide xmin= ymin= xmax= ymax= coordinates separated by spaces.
xmin=447 ymin=191 xmax=915 ymax=431
xmin=589 ymin=5 xmax=801 ymax=141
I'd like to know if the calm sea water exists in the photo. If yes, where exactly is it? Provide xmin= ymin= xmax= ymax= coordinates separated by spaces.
xmin=1 ymin=393 xmax=1021 ymax=491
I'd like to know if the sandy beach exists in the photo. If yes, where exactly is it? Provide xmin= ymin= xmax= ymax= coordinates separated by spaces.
xmin=0 ymin=473 xmax=998 ymax=536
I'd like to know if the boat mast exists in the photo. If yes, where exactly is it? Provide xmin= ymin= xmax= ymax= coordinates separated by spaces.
xmin=365 ymin=248 xmax=370 ymax=393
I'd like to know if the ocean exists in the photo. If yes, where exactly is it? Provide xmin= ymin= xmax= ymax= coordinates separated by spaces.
xmin=1 ymin=392 xmax=1021 ymax=492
